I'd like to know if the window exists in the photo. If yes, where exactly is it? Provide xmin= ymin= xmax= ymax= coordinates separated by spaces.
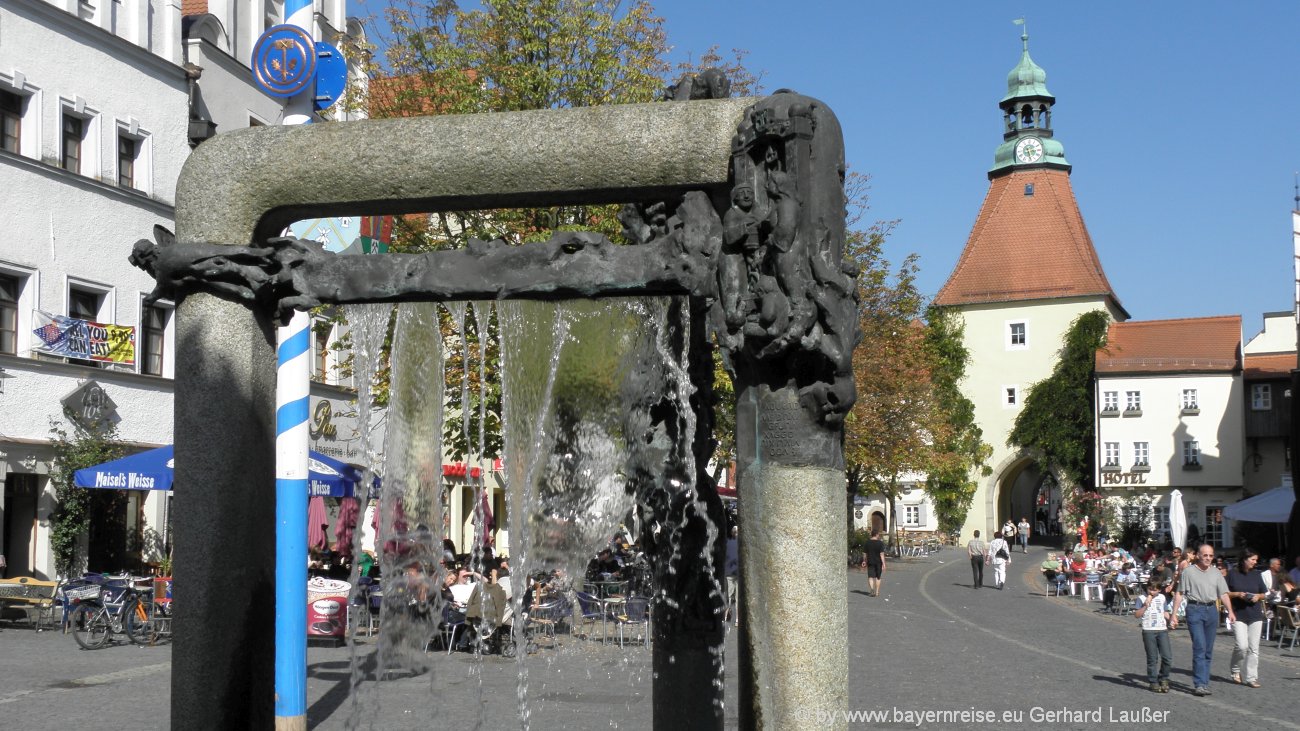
xmin=1 ymin=89 xmax=22 ymax=154
xmin=1103 ymin=442 xmax=1120 ymax=468
xmin=68 ymin=287 xmax=103 ymax=368
xmin=1153 ymin=506 xmax=1170 ymax=539
xmin=118 ymin=135 xmax=137 ymax=189
xmin=62 ymin=114 xmax=85 ymax=173
xmin=904 ymin=505 xmax=920 ymax=526
xmin=1003 ymin=386 xmax=1018 ymax=408
xmin=0 ymin=273 xmax=17 ymax=354
xmin=1182 ymin=440 xmax=1200 ymax=467
xmin=1203 ymin=507 xmax=1224 ymax=549
xmin=1133 ymin=442 xmax=1149 ymax=468
xmin=1125 ymin=390 xmax=1142 ymax=413
xmin=1181 ymin=388 xmax=1198 ymax=411
xmin=1101 ymin=391 xmax=1119 ymax=413
xmin=312 ymin=319 xmax=336 ymax=383
xmin=140 ymin=304 xmax=169 ymax=376
xmin=1252 ymin=384 xmax=1272 ymax=411
xmin=1007 ymin=321 xmax=1027 ymax=349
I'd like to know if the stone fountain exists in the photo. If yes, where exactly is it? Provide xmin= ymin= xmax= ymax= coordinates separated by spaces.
xmin=133 ymin=77 xmax=858 ymax=730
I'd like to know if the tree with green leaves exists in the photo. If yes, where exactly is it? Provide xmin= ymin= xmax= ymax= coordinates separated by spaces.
xmin=337 ymin=0 xmax=762 ymax=462
xmin=923 ymin=305 xmax=992 ymax=535
xmin=48 ymin=414 xmax=123 ymax=577
xmin=1008 ymin=309 xmax=1111 ymax=532
xmin=843 ymin=215 xmax=948 ymax=544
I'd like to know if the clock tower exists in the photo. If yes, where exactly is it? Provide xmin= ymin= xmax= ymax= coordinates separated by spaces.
xmin=934 ymin=31 xmax=1126 ymax=543
xmin=989 ymin=30 xmax=1070 ymax=178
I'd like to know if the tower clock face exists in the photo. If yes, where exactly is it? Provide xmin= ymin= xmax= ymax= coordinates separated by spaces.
xmin=1015 ymin=137 xmax=1044 ymax=164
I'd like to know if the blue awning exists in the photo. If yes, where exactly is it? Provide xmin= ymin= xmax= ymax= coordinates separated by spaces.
xmin=74 ymin=445 xmax=371 ymax=497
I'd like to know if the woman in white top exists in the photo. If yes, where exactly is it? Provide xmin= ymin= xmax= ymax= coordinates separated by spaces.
xmin=988 ymin=531 xmax=1012 ymax=590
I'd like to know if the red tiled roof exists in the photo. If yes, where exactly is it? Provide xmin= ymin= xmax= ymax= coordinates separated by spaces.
xmin=935 ymin=169 xmax=1125 ymax=315
xmin=1244 ymin=352 xmax=1297 ymax=379
xmin=1095 ymin=316 xmax=1241 ymax=373
xmin=181 ymin=0 xmax=207 ymax=16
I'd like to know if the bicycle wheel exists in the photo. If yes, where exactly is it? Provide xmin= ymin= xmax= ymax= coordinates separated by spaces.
xmin=70 ymin=605 xmax=113 ymax=650
xmin=125 ymin=598 xmax=158 ymax=645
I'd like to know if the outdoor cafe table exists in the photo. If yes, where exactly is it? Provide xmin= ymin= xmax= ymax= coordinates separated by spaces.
xmin=587 ymin=580 xmax=627 ymax=599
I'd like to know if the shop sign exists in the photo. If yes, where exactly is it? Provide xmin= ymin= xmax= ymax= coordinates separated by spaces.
xmin=308 ymin=396 xmax=361 ymax=461
xmin=61 ymin=380 xmax=118 ymax=427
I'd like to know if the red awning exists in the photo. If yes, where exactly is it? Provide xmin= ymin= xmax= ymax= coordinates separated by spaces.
xmin=442 ymin=462 xmax=482 ymax=479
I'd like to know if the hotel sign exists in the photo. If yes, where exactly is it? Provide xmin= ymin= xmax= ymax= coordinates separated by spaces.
xmin=1101 ymin=471 xmax=1148 ymax=486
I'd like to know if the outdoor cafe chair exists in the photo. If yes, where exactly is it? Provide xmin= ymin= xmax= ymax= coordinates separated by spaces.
xmin=524 ymin=597 xmax=569 ymax=648
xmin=1081 ymin=573 xmax=1105 ymax=602
xmin=1112 ymin=583 xmax=1135 ymax=615
xmin=427 ymin=603 xmax=468 ymax=655
xmin=1042 ymin=569 xmax=1068 ymax=597
xmin=1275 ymin=605 xmax=1299 ymax=650
xmin=613 ymin=596 xmax=650 ymax=648
xmin=575 ymin=591 xmax=609 ymax=641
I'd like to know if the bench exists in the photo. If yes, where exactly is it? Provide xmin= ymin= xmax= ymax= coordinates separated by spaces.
xmin=0 ymin=576 xmax=60 ymax=630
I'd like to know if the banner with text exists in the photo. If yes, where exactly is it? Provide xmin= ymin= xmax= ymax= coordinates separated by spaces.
xmin=32 ymin=310 xmax=136 ymax=365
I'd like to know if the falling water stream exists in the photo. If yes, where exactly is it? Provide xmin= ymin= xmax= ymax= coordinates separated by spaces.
xmin=336 ymin=296 xmax=722 ymax=729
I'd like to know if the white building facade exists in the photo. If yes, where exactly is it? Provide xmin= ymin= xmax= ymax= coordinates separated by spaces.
xmin=0 ymin=0 xmax=358 ymax=579
xmin=1094 ymin=316 xmax=1244 ymax=549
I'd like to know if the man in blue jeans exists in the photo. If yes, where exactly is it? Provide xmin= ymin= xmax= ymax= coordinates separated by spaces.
xmin=1172 ymin=543 xmax=1235 ymax=696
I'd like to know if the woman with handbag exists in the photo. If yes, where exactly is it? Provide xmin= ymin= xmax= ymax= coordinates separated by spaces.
xmin=988 ymin=531 xmax=1012 ymax=590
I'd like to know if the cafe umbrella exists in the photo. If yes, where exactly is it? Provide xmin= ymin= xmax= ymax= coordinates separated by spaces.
xmin=1169 ymin=489 xmax=1187 ymax=551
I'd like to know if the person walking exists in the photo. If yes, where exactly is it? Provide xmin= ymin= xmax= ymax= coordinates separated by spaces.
xmin=967 ymin=530 xmax=988 ymax=589
xmin=1172 ymin=543 xmax=1235 ymax=696
xmin=724 ymin=526 xmax=739 ymax=626
xmin=1001 ymin=519 xmax=1016 ymax=549
xmin=1135 ymin=581 xmax=1173 ymax=692
xmin=1225 ymin=547 xmax=1267 ymax=688
xmin=864 ymin=530 xmax=887 ymax=597
xmin=988 ymin=531 xmax=1011 ymax=589
xmin=1017 ymin=517 xmax=1031 ymax=553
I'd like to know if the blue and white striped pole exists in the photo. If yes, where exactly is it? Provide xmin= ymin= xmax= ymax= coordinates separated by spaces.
xmin=276 ymin=1 xmax=315 ymax=728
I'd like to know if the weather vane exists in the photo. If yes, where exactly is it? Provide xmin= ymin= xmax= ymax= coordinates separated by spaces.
xmin=1013 ymin=17 xmax=1028 ymax=49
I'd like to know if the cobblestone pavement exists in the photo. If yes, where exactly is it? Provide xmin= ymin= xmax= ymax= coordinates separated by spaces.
xmin=3 ymin=545 xmax=1298 ymax=729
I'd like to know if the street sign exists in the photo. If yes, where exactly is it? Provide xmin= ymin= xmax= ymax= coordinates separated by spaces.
xmin=252 ymin=25 xmax=317 ymax=98
xmin=313 ymin=42 xmax=348 ymax=112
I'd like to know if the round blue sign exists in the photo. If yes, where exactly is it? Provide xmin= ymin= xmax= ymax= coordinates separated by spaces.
xmin=252 ymin=25 xmax=317 ymax=98
xmin=313 ymin=42 xmax=348 ymax=112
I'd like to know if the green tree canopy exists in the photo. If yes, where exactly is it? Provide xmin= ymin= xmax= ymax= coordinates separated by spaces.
xmin=1008 ymin=309 xmax=1110 ymax=488
xmin=48 ymin=414 xmax=123 ymax=577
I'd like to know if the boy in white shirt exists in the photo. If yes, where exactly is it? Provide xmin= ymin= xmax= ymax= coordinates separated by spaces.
xmin=1135 ymin=581 xmax=1173 ymax=693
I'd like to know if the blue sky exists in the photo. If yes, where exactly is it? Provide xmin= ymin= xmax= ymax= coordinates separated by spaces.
xmin=652 ymin=2 xmax=1300 ymax=338
xmin=362 ymin=2 xmax=1300 ymax=339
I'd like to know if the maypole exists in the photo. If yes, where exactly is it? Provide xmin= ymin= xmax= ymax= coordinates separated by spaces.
xmin=256 ymin=1 xmax=318 ymax=727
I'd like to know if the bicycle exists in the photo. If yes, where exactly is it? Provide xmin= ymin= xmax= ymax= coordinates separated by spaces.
xmin=66 ymin=577 xmax=156 ymax=650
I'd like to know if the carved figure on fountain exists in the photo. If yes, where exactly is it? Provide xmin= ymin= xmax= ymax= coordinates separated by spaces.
xmin=715 ymin=92 xmax=859 ymax=426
